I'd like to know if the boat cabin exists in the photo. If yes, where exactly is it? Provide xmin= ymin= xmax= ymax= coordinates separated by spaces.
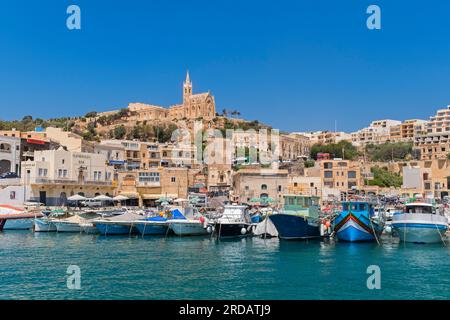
xmin=342 ymin=202 xmax=375 ymax=215
xmin=404 ymin=202 xmax=435 ymax=214
xmin=283 ymin=195 xmax=319 ymax=210
xmin=283 ymin=195 xmax=320 ymax=217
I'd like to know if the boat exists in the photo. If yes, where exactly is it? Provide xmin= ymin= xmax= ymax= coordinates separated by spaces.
xmin=169 ymin=208 xmax=208 ymax=236
xmin=207 ymin=205 xmax=253 ymax=239
xmin=269 ymin=195 xmax=322 ymax=240
xmin=333 ymin=201 xmax=384 ymax=242
xmin=0 ymin=204 xmax=33 ymax=230
xmin=34 ymin=209 xmax=66 ymax=232
xmin=53 ymin=212 xmax=100 ymax=233
xmin=94 ymin=211 xmax=145 ymax=235
xmin=392 ymin=201 xmax=449 ymax=244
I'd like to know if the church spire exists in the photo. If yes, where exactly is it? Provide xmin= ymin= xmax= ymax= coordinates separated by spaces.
xmin=183 ymin=70 xmax=192 ymax=105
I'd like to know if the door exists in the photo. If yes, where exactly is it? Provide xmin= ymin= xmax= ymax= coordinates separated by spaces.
xmin=39 ymin=191 xmax=47 ymax=206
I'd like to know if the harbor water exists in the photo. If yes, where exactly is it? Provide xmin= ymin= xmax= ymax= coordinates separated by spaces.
xmin=0 ymin=231 xmax=449 ymax=300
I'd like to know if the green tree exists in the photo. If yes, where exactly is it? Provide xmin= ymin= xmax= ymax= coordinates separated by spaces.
xmin=113 ymin=125 xmax=126 ymax=139
xmin=310 ymin=141 xmax=359 ymax=160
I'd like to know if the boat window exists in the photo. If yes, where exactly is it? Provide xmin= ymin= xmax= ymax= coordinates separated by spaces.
xmin=343 ymin=203 xmax=349 ymax=211
xmin=350 ymin=204 xmax=357 ymax=211
xmin=405 ymin=205 xmax=433 ymax=214
xmin=359 ymin=204 xmax=366 ymax=211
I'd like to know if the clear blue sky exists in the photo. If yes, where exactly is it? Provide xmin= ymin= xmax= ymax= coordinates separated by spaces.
xmin=1 ymin=0 xmax=449 ymax=132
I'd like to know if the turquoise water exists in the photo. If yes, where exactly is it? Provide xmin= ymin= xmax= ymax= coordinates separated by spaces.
xmin=0 ymin=231 xmax=449 ymax=300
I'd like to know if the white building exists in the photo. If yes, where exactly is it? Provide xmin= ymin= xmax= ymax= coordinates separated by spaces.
xmin=351 ymin=119 xmax=401 ymax=146
xmin=0 ymin=136 xmax=21 ymax=175
xmin=21 ymin=148 xmax=115 ymax=206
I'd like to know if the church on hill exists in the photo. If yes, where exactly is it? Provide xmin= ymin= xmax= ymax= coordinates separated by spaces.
xmin=126 ymin=72 xmax=216 ymax=121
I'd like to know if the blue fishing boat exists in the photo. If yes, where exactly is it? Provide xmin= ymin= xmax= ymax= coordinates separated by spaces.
xmin=333 ymin=201 xmax=384 ymax=242
xmin=269 ymin=195 xmax=322 ymax=240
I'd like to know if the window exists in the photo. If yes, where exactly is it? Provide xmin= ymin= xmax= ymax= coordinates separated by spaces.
xmin=38 ymin=168 xmax=48 ymax=177
xmin=261 ymin=184 xmax=267 ymax=190
xmin=171 ymin=177 xmax=176 ymax=183
xmin=10 ymin=191 xmax=16 ymax=200
xmin=324 ymin=162 xmax=333 ymax=169
xmin=348 ymin=171 xmax=357 ymax=179
xmin=324 ymin=171 xmax=333 ymax=178
xmin=245 ymin=186 xmax=249 ymax=191
xmin=139 ymin=172 xmax=160 ymax=183
xmin=278 ymin=185 xmax=282 ymax=192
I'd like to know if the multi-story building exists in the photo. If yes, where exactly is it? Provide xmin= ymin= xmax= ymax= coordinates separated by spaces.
xmin=115 ymin=167 xmax=195 ymax=207
xmin=0 ymin=136 xmax=21 ymax=175
xmin=414 ymin=106 xmax=450 ymax=160
xmin=389 ymin=119 xmax=427 ymax=142
xmin=232 ymin=168 xmax=288 ymax=205
xmin=320 ymin=159 xmax=363 ymax=194
xmin=45 ymin=127 xmax=94 ymax=153
xmin=21 ymin=149 xmax=115 ymax=206
xmin=351 ymin=119 xmax=401 ymax=146
xmin=94 ymin=140 xmax=126 ymax=170
xmin=294 ymin=131 xmax=351 ymax=145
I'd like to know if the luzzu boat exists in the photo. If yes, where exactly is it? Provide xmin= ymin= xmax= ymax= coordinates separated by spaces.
xmin=269 ymin=195 xmax=322 ymax=240
xmin=333 ymin=201 xmax=384 ymax=242
xmin=392 ymin=201 xmax=449 ymax=244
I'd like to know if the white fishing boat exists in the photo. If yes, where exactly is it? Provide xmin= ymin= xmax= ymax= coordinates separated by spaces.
xmin=169 ymin=207 xmax=208 ymax=236
xmin=34 ymin=218 xmax=57 ymax=232
xmin=206 ymin=205 xmax=253 ymax=239
xmin=392 ymin=202 xmax=449 ymax=244
xmin=53 ymin=212 xmax=100 ymax=233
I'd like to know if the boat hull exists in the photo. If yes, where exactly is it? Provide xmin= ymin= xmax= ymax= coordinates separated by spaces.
xmin=334 ymin=213 xmax=382 ymax=242
xmin=54 ymin=222 xmax=82 ymax=233
xmin=269 ymin=214 xmax=321 ymax=240
xmin=213 ymin=222 xmax=252 ymax=239
xmin=170 ymin=221 xmax=207 ymax=236
xmin=3 ymin=218 xmax=33 ymax=230
xmin=392 ymin=213 xmax=448 ymax=244
xmin=135 ymin=222 xmax=169 ymax=236
xmin=95 ymin=223 xmax=137 ymax=235
xmin=34 ymin=219 xmax=57 ymax=232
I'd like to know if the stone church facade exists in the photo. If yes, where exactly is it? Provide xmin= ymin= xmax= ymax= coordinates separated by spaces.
xmin=127 ymin=72 xmax=216 ymax=121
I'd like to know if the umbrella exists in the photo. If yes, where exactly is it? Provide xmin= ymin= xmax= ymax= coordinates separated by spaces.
xmin=250 ymin=198 xmax=261 ymax=203
xmin=68 ymin=195 xmax=87 ymax=201
xmin=93 ymin=195 xmax=113 ymax=201
xmin=113 ymin=195 xmax=129 ymax=201
xmin=262 ymin=197 xmax=275 ymax=203
xmin=173 ymin=198 xmax=187 ymax=203
xmin=156 ymin=197 xmax=172 ymax=203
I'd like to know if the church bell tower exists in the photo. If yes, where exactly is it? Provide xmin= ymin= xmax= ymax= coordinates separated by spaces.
xmin=183 ymin=71 xmax=192 ymax=105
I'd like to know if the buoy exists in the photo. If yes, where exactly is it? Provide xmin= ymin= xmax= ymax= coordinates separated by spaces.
xmin=199 ymin=216 xmax=205 ymax=223
xmin=241 ymin=227 xmax=247 ymax=235
xmin=325 ymin=221 xmax=331 ymax=228
xmin=206 ymin=226 xmax=212 ymax=233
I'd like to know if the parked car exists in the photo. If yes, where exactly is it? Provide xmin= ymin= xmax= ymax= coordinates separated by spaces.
xmin=0 ymin=172 xmax=19 ymax=179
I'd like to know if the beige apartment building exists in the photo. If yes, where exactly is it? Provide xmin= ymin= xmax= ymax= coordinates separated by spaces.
xmin=21 ymin=149 xmax=114 ymax=206
xmin=115 ymin=167 xmax=195 ymax=206
xmin=414 ymin=106 xmax=450 ymax=160
xmin=389 ymin=119 xmax=427 ymax=142
xmin=232 ymin=168 xmax=288 ymax=205
xmin=321 ymin=159 xmax=363 ymax=193
xmin=295 ymin=131 xmax=351 ymax=145
xmin=352 ymin=119 xmax=401 ymax=146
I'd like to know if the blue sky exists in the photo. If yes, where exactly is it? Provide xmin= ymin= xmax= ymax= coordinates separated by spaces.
xmin=1 ymin=0 xmax=449 ymax=132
